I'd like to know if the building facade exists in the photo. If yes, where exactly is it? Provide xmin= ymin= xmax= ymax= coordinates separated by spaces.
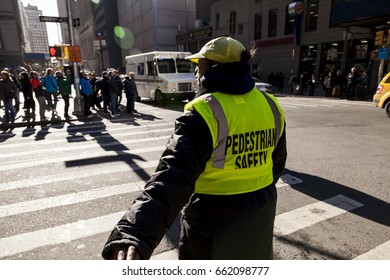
xmin=23 ymin=4 xmax=49 ymax=54
xmin=0 ymin=0 xmax=24 ymax=69
xmin=178 ymin=0 xmax=389 ymax=92
xmin=117 ymin=0 xmax=196 ymax=64
xmin=56 ymin=0 xmax=196 ymax=74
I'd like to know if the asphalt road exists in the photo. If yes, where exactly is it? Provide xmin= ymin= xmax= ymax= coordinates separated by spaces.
xmin=0 ymin=94 xmax=389 ymax=261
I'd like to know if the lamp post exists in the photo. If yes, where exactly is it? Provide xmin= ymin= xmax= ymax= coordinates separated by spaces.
xmin=288 ymin=1 xmax=304 ymax=75
xmin=66 ymin=0 xmax=82 ymax=115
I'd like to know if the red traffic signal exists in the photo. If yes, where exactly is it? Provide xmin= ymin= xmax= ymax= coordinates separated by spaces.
xmin=49 ymin=46 xmax=62 ymax=57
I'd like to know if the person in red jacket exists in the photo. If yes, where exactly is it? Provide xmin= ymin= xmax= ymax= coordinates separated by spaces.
xmin=30 ymin=71 xmax=47 ymax=121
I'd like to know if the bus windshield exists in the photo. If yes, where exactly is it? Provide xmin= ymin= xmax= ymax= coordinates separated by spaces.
xmin=156 ymin=58 xmax=176 ymax=73
xmin=176 ymin=58 xmax=195 ymax=73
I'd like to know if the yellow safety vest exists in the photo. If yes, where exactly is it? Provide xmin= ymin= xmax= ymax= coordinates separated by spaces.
xmin=184 ymin=87 xmax=285 ymax=195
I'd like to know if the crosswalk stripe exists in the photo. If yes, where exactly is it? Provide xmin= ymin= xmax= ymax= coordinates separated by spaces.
xmin=0 ymin=211 xmax=124 ymax=258
xmin=0 ymin=127 xmax=173 ymax=152
xmin=0 ymin=182 xmax=144 ymax=218
xmin=274 ymin=194 xmax=364 ymax=236
xmin=0 ymin=134 xmax=170 ymax=163
xmin=0 ymin=193 xmax=363 ymax=259
xmin=0 ymin=160 xmax=159 ymax=192
xmin=353 ymin=240 xmax=390 ymax=260
xmin=1 ymin=174 xmax=300 ymax=217
xmin=0 ymin=144 xmax=166 ymax=171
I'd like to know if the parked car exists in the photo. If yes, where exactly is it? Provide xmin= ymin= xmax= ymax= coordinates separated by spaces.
xmin=373 ymin=71 xmax=390 ymax=118
xmin=253 ymin=78 xmax=273 ymax=93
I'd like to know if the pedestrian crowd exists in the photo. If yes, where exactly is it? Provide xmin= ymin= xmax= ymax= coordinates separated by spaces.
xmin=0 ymin=67 xmax=139 ymax=125
xmin=287 ymin=67 xmax=371 ymax=99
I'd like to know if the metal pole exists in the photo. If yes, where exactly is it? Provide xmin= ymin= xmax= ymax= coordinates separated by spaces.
xmin=341 ymin=28 xmax=349 ymax=74
xmin=99 ymin=39 xmax=104 ymax=73
xmin=66 ymin=0 xmax=82 ymax=115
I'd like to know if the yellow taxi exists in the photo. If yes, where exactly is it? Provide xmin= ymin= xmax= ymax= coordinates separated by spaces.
xmin=373 ymin=71 xmax=390 ymax=118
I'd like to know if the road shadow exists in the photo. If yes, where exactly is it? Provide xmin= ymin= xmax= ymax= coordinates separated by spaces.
xmin=273 ymin=169 xmax=390 ymax=260
xmin=64 ymin=118 xmax=153 ymax=181
xmin=283 ymin=169 xmax=390 ymax=227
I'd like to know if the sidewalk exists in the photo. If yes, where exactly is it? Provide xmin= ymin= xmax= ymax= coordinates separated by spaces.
xmin=0 ymin=92 xmax=133 ymax=130
xmin=1 ymin=95 xmax=79 ymax=130
xmin=274 ymin=85 xmax=373 ymax=101
xmin=2 ymin=87 xmax=372 ymax=130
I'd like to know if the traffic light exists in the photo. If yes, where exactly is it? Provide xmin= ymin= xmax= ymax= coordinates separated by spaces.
xmin=49 ymin=46 xmax=62 ymax=57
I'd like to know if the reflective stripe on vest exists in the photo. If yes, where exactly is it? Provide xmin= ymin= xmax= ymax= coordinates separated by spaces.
xmin=205 ymin=90 xmax=281 ymax=169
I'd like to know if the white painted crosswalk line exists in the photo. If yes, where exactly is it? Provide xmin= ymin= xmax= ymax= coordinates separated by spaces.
xmin=0 ymin=131 xmax=172 ymax=160
xmin=0 ymin=182 xmax=144 ymax=218
xmin=0 ymin=160 xmax=159 ymax=192
xmin=0 ymin=193 xmax=365 ymax=259
xmin=353 ymin=240 xmax=390 ymax=260
xmin=274 ymin=194 xmax=364 ymax=236
xmin=276 ymin=174 xmax=303 ymax=188
xmin=0 ymin=145 xmax=166 ymax=171
xmin=0 ymin=212 xmax=124 ymax=258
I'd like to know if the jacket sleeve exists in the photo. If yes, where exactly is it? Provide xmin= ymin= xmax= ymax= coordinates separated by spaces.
xmin=272 ymin=120 xmax=287 ymax=184
xmin=102 ymin=111 xmax=213 ymax=260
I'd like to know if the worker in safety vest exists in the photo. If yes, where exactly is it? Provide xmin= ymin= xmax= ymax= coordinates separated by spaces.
xmin=102 ymin=37 xmax=287 ymax=260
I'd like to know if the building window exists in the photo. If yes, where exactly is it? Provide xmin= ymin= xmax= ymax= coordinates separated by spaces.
xmin=306 ymin=0 xmax=319 ymax=32
xmin=268 ymin=9 xmax=277 ymax=38
xmin=254 ymin=13 xmax=262 ymax=40
xmin=215 ymin=13 xmax=220 ymax=29
xmin=285 ymin=5 xmax=295 ymax=35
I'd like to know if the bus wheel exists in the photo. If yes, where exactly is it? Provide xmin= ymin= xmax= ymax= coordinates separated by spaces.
xmin=155 ymin=90 xmax=166 ymax=106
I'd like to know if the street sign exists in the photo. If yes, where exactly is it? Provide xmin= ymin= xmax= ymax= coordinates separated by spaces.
xmin=39 ymin=16 xmax=68 ymax=23
xmin=67 ymin=45 xmax=82 ymax=62
xmin=96 ymin=30 xmax=104 ymax=40
xmin=378 ymin=48 xmax=388 ymax=60
xmin=375 ymin=30 xmax=384 ymax=46
xmin=72 ymin=18 xmax=80 ymax=27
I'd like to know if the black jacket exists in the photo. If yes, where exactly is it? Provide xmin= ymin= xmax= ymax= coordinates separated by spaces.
xmin=102 ymin=62 xmax=287 ymax=260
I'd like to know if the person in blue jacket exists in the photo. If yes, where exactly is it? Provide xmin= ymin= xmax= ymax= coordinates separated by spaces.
xmin=41 ymin=68 xmax=58 ymax=113
xmin=79 ymin=71 xmax=93 ymax=118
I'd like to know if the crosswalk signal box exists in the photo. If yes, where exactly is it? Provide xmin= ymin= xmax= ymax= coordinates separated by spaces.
xmin=49 ymin=46 xmax=62 ymax=57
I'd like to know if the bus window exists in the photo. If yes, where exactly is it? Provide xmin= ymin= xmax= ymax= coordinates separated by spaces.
xmin=156 ymin=58 xmax=175 ymax=73
xmin=147 ymin=61 xmax=156 ymax=76
xmin=137 ymin=63 xmax=144 ymax=75
xmin=176 ymin=58 xmax=194 ymax=73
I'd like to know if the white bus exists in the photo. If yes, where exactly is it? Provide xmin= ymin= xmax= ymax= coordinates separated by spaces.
xmin=125 ymin=51 xmax=197 ymax=106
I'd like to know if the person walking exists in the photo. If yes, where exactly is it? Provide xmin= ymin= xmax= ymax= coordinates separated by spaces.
xmin=30 ymin=71 xmax=47 ymax=121
xmin=19 ymin=72 xmax=35 ymax=121
xmin=129 ymin=72 xmax=139 ymax=112
xmin=346 ymin=67 xmax=358 ymax=100
xmin=276 ymin=72 xmax=285 ymax=92
xmin=308 ymin=74 xmax=316 ymax=96
xmin=332 ymin=70 xmax=344 ymax=98
xmin=102 ymin=36 xmax=287 ymax=260
xmin=89 ymin=72 xmax=102 ymax=110
xmin=56 ymin=70 xmax=72 ymax=118
xmin=122 ymin=75 xmax=135 ymax=114
xmin=108 ymin=70 xmax=120 ymax=117
xmin=96 ymin=71 xmax=110 ymax=114
xmin=323 ymin=71 xmax=333 ymax=97
xmin=41 ymin=68 xmax=58 ymax=114
xmin=115 ymin=71 xmax=123 ymax=111
xmin=79 ymin=71 xmax=93 ymax=118
xmin=0 ymin=70 xmax=17 ymax=124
